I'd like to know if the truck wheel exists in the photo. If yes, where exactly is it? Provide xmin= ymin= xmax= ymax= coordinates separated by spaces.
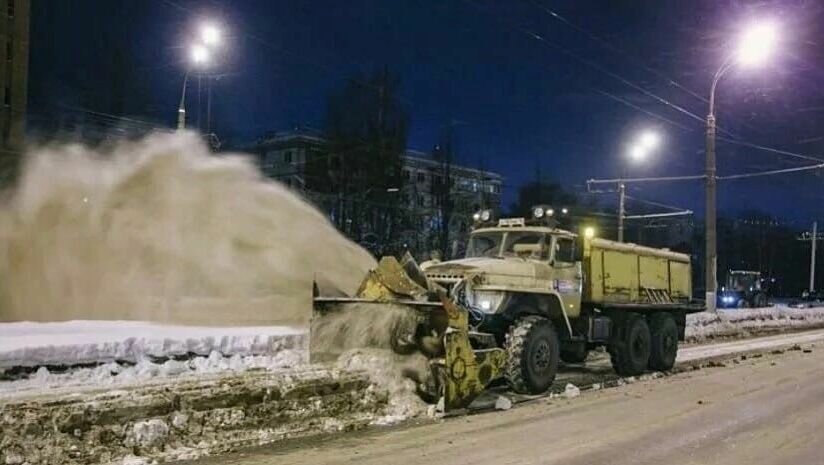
xmin=504 ymin=315 xmax=559 ymax=394
xmin=560 ymin=343 xmax=588 ymax=364
xmin=609 ymin=313 xmax=651 ymax=376
xmin=648 ymin=313 xmax=678 ymax=371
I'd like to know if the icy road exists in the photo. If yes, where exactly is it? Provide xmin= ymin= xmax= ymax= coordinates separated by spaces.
xmin=189 ymin=330 xmax=824 ymax=465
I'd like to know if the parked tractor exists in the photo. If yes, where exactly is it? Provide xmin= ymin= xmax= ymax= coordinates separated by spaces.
xmin=718 ymin=270 xmax=769 ymax=308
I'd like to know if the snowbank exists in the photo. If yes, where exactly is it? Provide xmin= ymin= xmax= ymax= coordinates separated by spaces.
xmin=686 ymin=305 xmax=824 ymax=342
xmin=0 ymin=320 xmax=305 ymax=369
xmin=0 ymin=321 xmax=308 ymax=398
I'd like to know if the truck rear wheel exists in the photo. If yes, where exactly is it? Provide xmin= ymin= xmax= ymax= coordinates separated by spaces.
xmin=648 ymin=313 xmax=678 ymax=371
xmin=609 ymin=313 xmax=651 ymax=376
xmin=504 ymin=315 xmax=559 ymax=394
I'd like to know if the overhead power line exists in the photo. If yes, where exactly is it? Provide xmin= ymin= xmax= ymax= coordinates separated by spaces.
xmin=717 ymin=162 xmax=824 ymax=181
xmin=595 ymin=89 xmax=694 ymax=132
xmin=717 ymin=136 xmax=824 ymax=164
xmin=528 ymin=0 xmax=710 ymax=105
xmin=624 ymin=194 xmax=690 ymax=212
xmin=587 ymin=174 xmax=706 ymax=185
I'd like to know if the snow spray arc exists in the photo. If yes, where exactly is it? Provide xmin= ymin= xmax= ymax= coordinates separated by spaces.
xmin=0 ymin=132 xmax=375 ymax=325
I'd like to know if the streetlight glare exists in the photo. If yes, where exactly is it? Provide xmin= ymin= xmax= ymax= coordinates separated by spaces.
xmin=639 ymin=131 xmax=660 ymax=150
xmin=737 ymin=21 xmax=778 ymax=66
xmin=191 ymin=44 xmax=210 ymax=65
xmin=629 ymin=144 xmax=647 ymax=162
xmin=201 ymin=23 xmax=221 ymax=46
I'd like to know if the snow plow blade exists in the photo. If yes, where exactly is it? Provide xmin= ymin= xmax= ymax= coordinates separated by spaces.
xmin=311 ymin=255 xmax=506 ymax=411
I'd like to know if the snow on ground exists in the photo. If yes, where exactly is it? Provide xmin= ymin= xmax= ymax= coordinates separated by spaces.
xmin=686 ymin=305 xmax=824 ymax=341
xmin=0 ymin=320 xmax=305 ymax=368
xmin=0 ymin=321 xmax=307 ymax=398
xmin=4 ymin=305 xmax=824 ymax=399
xmin=0 ymin=350 xmax=307 ymax=398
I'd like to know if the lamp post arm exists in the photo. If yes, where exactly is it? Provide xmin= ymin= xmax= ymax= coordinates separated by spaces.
xmin=709 ymin=56 xmax=735 ymax=118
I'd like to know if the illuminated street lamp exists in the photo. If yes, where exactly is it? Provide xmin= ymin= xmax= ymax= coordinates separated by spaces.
xmin=177 ymin=44 xmax=211 ymax=130
xmin=619 ymin=130 xmax=662 ymax=242
xmin=200 ymin=23 xmax=221 ymax=46
xmin=177 ymin=23 xmax=223 ymax=131
xmin=190 ymin=44 xmax=210 ymax=65
xmin=705 ymin=20 xmax=778 ymax=312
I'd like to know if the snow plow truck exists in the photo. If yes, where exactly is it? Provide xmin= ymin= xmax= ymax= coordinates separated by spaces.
xmin=311 ymin=207 xmax=704 ymax=411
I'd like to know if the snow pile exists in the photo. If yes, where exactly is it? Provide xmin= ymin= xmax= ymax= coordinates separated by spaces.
xmin=0 ymin=320 xmax=305 ymax=369
xmin=0 ymin=350 xmax=305 ymax=398
xmin=335 ymin=348 xmax=431 ymax=425
xmin=686 ymin=306 xmax=824 ymax=341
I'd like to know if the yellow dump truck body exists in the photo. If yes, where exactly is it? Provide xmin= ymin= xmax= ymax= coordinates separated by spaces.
xmin=583 ymin=237 xmax=692 ymax=305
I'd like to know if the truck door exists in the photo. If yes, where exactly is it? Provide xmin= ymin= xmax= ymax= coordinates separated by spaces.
xmin=551 ymin=236 xmax=583 ymax=317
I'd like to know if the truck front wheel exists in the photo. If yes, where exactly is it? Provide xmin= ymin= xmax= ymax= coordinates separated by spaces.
xmin=504 ymin=315 xmax=559 ymax=394
xmin=609 ymin=313 xmax=651 ymax=376
xmin=648 ymin=313 xmax=678 ymax=371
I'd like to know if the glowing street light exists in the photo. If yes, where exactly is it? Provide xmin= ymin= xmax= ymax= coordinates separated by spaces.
xmin=736 ymin=21 xmax=779 ymax=67
xmin=619 ymin=129 xmax=663 ymax=242
xmin=177 ymin=23 xmax=224 ymax=131
xmin=200 ymin=23 xmax=221 ymax=46
xmin=639 ymin=130 xmax=660 ymax=150
xmin=190 ymin=44 xmax=210 ymax=65
xmin=628 ymin=145 xmax=647 ymax=162
xmin=704 ymin=20 xmax=779 ymax=312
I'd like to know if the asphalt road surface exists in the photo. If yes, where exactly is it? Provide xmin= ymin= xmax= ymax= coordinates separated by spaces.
xmin=192 ymin=333 xmax=824 ymax=465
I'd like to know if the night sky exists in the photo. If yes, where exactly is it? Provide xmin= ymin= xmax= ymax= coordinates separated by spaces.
xmin=27 ymin=0 xmax=824 ymax=224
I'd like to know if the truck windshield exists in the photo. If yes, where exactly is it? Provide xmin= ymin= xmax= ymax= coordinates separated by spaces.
xmin=502 ymin=232 xmax=547 ymax=259
xmin=466 ymin=232 xmax=503 ymax=258
xmin=465 ymin=231 xmax=548 ymax=259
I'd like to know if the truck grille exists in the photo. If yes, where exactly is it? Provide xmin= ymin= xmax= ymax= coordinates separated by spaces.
xmin=427 ymin=274 xmax=465 ymax=295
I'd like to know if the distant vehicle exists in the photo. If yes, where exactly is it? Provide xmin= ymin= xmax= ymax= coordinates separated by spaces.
xmin=718 ymin=270 xmax=769 ymax=308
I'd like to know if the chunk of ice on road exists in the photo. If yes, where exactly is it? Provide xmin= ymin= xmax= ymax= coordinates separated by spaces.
xmin=495 ymin=395 xmax=513 ymax=410
xmin=564 ymin=383 xmax=580 ymax=398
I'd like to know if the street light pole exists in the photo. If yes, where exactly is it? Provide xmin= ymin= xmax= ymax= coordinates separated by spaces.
xmin=618 ymin=182 xmax=626 ymax=242
xmin=810 ymin=221 xmax=818 ymax=293
xmin=706 ymin=57 xmax=740 ymax=312
xmin=705 ymin=21 xmax=778 ymax=312
xmin=177 ymin=71 xmax=190 ymax=130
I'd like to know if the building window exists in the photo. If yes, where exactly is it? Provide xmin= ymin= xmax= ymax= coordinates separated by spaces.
xmin=284 ymin=151 xmax=293 ymax=164
xmin=7 ymin=0 xmax=13 ymax=18
xmin=417 ymin=195 xmax=425 ymax=207
xmin=417 ymin=172 xmax=426 ymax=183
xmin=264 ymin=151 xmax=277 ymax=168
xmin=402 ymin=169 xmax=410 ymax=180
xmin=3 ymin=87 xmax=9 ymax=106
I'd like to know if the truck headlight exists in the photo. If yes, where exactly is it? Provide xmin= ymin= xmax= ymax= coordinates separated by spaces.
xmin=722 ymin=295 xmax=735 ymax=304
xmin=473 ymin=291 xmax=507 ymax=313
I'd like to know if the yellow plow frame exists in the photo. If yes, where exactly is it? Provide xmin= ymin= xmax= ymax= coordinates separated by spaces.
xmin=311 ymin=256 xmax=506 ymax=411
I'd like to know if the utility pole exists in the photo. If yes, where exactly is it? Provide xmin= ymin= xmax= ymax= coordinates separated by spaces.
xmin=810 ymin=221 xmax=818 ymax=293
xmin=617 ymin=182 xmax=626 ymax=242
xmin=705 ymin=90 xmax=719 ymax=312
xmin=797 ymin=221 xmax=820 ymax=294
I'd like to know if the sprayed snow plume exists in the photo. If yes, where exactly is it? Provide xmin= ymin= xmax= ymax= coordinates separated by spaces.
xmin=0 ymin=132 xmax=375 ymax=326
